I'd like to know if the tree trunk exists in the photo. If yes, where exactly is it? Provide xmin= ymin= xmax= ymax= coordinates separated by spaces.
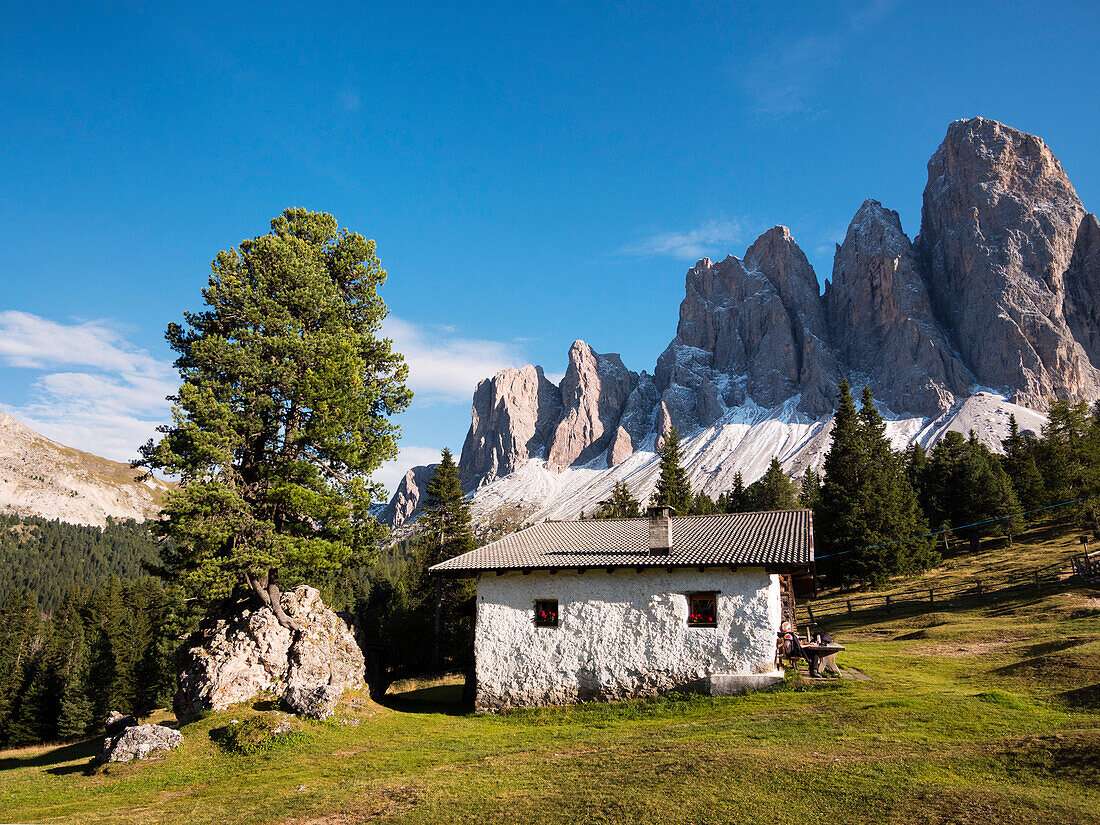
xmin=431 ymin=577 xmax=443 ymax=672
xmin=245 ymin=569 xmax=301 ymax=632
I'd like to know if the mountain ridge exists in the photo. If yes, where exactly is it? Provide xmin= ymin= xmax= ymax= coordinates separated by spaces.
xmin=0 ymin=410 xmax=170 ymax=526
xmin=385 ymin=117 xmax=1100 ymax=529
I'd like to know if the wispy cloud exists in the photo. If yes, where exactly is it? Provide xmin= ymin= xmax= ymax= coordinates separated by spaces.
xmin=0 ymin=312 xmax=533 ymax=470
xmin=740 ymin=0 xmax=901 ymax=118
xmin=0 ymin=311 xmax=176 ymax=462
xmin=383 ymin=316 xmax=528 ymax=403
xmin=622 ymin=219 xmax=744 ymax=260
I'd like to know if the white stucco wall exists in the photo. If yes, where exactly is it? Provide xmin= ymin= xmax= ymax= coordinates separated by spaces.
xmin=473 ymin=568 xmax=782 ymax=710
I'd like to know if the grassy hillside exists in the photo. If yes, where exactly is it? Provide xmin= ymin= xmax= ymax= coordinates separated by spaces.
xmin=2 ymin=525 xmax=1098 ymax=824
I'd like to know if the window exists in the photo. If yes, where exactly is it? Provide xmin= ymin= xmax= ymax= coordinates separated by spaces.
xmin=534 ymin=599 xmax=559 ymax=628
xmin=687 ymin=593 xmax=717 ymax=627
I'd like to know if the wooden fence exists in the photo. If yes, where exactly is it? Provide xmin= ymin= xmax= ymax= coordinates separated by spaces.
xmin=800 ymin=558 xmax=1083 ymax=626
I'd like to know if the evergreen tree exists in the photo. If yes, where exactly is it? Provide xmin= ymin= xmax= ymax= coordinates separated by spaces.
xmin=816 ymin=382 xmax=936 ymax=585
xmin=136 ymin=209 xmax=412 ymax=629
xmin=718 ymin=472 xmax=748 ymax=513
xmin=1002 ymin=414 xmax=1046 ymax=514
xmin=745 ymin=458 xmax=800 ymax=510
xmin=421 ymin=449 xmax=475 ymax=566
xmin=922 ymin=431 xmax=1023 ymax=552
xmin=799 ymin=468 xmax=821 ymax=510
xmin=0 ymin=594 xmax=40 ymax=742
xmin=652 ymin=427 xmax=693 ymax=515
xmin=593 ymin=482 xmax=643 ymax=518
xmin=419 ymin=448 xmax=476 ymax=671
xmin=690 ymin=492 xmax=718 ymax=515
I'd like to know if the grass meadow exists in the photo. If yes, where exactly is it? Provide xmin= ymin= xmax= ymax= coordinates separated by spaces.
xmin=3 ymin=521 xmax=1098 ymax=824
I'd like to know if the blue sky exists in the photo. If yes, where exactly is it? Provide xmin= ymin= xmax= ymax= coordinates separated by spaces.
xmin=1 ymin=0 xmax=1098 ymax=495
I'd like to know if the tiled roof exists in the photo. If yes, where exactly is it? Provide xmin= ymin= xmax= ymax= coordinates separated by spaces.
xmin=430 ymin=510 xmax=814 ymax=575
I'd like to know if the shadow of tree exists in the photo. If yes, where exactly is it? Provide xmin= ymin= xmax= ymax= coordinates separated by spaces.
xmin=0 ymin=737 xmax=99 ymax=772
xmin=381 ymin=684 xmax=470 ymax=716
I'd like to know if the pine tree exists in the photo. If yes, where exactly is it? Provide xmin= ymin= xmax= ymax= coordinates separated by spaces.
xmin=0 ymin=594 xmax=40 ymax=743
xmin=799 ymin=468 xmax=821 ymax=510
xmin=922 ymin=431 xmax=1023 ymax=552
xmin=135 ymin=209 xmax=412 ymax=629
xmin=817 ymin=383 xmax=936 ymax=586
xmin=1002 ymin=414 xmax=1046 ymax=514
xmin=593 ymin=482 xmax=643 ymax=518
xmin=652 ymin=427 xmax=693 ymax=516
xmin=690 ymin=492 xmax=718 ymax=515
xmin=420 ymin=448 xmax=476 ymax=671
xmin=718 ymin=472 xmax=748 ymax=513
xmin=745 ymin=458 xmax=799 ymax=510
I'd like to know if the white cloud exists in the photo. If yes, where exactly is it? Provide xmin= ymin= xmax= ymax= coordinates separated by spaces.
xmin=622 ymin=219 xmax=744 ymax=260
xmin=0 ymin=311 xmax=176 ymax=463
xmin=0 ymin=311 xmax=532 ymax=472
xmin=374 ymin=445 xmax=447 ymax=499
xmin=383 ymin=316 xmax=528 ymax=403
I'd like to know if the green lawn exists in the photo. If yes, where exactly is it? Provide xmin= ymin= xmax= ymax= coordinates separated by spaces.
xmin=4 ymin=527 xmax=1099 ymax=824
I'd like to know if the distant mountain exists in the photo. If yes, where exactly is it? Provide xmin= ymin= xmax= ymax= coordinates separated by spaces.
xmin=384 ymin=117 xmax=1095 ymax=528
xmin=0 ymin=410 xmax=170 ymax=526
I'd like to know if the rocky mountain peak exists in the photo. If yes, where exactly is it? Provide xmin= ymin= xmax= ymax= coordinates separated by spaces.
xmin=380 ymin=117 xmax=1100 ymax=529
xmin=458 ymin=364 xmax=563 ymax=487
xmin=917 ymin=116 xmax=1100 ymax=409
xmin=546 ymin=340 xmax=638 ymax=471
xmin=0 ymin=410 xmax=170 ymax=526
xmin=826 ymin=198 xmax=972 ymax=417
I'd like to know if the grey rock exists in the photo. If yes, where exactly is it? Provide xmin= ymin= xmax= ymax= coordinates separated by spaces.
xmin=743 ymin=226 xmax=839 ymax=417
xmin=1064 ymin=213 xmax=1100 ymax=366
xmin=104 ymin=711 xmax=137 ymax=737
xmin=916 ymin=116 xmax=1100 ymax=409
xmin=547 ymin=341 xmax=638 ymax=470
xmin=174 ymin=586 xmax=364 ymax=723
xmin=607 ymin=372 xmax=661 ymax=466
xmin=99 ymin=723 xmax=182 ymax=764
xmin=282 ymin=683 xmax=343 ymax=720
xmin=660 ymin=231 xmax=837 ymax=422
xmin=379 ymin=463 xmax=438 ymax=528
xmin=459 ymin=365 xmax=563 ymax=486
xmin=826 ymin=199 xmax=973 ymax=416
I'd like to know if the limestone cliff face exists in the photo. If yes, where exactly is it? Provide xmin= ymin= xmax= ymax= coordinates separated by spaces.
xmin=378 ymin=463 xmax=438 ymax=528
xmin=826 ymin=199 xmax=973 ymax=417
xmin=1064 ymin=213 xmax=1100 ymax=367
xmin=916 ymin=117 xmax=1100 ymax=409
xmin=546 ymin=341 xmax=638 ymax=471
xmin=458 ymin=365 xmax=563 ymax=487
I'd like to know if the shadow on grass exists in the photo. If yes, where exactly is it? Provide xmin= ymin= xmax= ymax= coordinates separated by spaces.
xmin=0 ymin=737 xmax=99 ymax=773
xmin=818 ymin=578 xmax=1091 ymax=635
xmin=381 ymin=683 xmax=470 ymax=716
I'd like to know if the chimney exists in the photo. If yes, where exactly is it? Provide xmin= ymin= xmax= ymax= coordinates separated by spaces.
xmin=648 ymin=505 xmax=674 ymax=555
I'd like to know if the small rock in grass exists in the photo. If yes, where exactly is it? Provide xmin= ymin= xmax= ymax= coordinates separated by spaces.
xmin=99 ymin=724 xmax=183 ymax=764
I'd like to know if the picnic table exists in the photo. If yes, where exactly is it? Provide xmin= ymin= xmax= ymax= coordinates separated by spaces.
xmin=800 ymin=642 xmax=845 ymax=677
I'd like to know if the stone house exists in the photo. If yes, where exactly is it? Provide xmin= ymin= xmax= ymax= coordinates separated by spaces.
xmin=429 ymin=506 xmax=815 ymax=711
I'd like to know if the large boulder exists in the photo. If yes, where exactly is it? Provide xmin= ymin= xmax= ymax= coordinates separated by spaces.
xmin=98 ymin=722 xmax=182 ymax=764
xmin=174 ymin=585 xmax=364 ymax=723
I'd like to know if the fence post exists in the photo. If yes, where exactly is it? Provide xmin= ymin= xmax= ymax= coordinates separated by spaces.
xmin=847 ymin=599 xmax=852 ymax=615
xmin=807 ymin=604 xmax=815 ymax=623
xmin=885 ymin=594 xmax=891 ymax=611
xmin=929 ymin=589 xmax=934 ymax=603
xmin=976 ymin=580 xmax=983 ymax=599
xmin=1034 ymin=571 xmax=1041 ymax=591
